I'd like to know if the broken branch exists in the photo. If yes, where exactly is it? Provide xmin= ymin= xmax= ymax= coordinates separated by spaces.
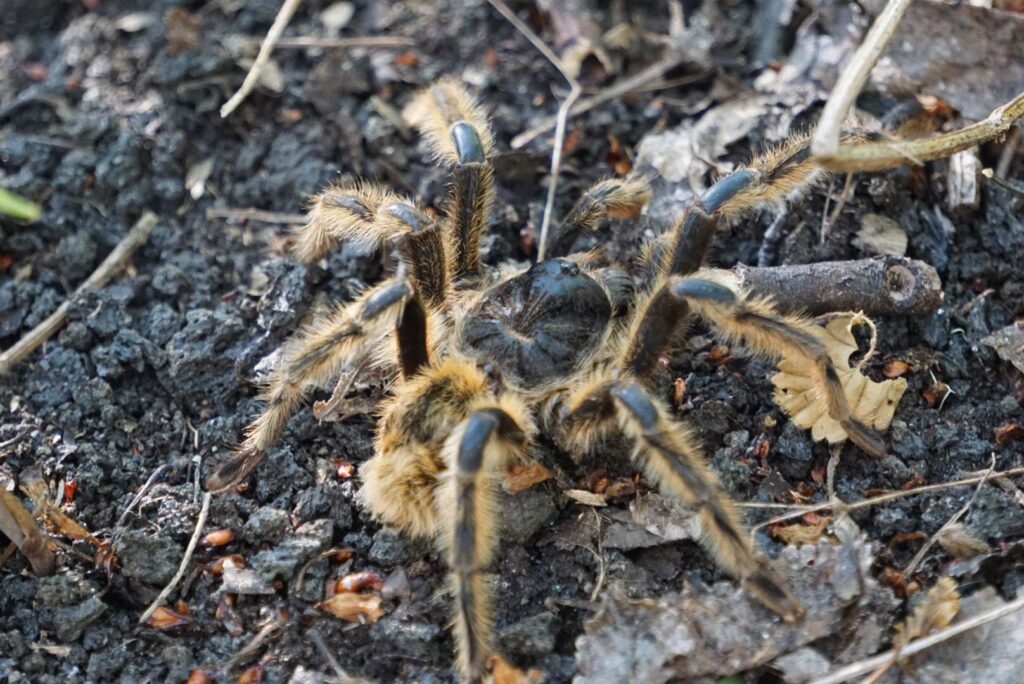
xmin=731 ymin=256 xmax=942 ymax=317
xmin=138 ymin=491 xmax=211 ymax=625
xmin=811 ymin=0 xmax=911 ymax=158
xmin=0 ymin=211 xmax=158 ymax=375
xmin=220 ymin=0 xmax=302 ymax=118
xmin=818 ymin=90 xmax=1024 ymax=172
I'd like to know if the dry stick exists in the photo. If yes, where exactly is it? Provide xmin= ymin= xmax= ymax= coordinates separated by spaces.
xmin=138 ymin=491 xmax=211 ymax=625
xmin=510 ymin=53 xmax=691 ymax=149
xmin=743 ymin=465 xmax=1024 ymax=533
xmin=901 ymin=455 xmax=996 ymax=578
xmin=810 ymin=0 xmax=912 ymax=158
xmin=995 ymin=126 xmax=1021 ymax=179
xmin=819 ymin=90 xmax=1024 ymax=172
xmin=268 ymin=35 xmax=412 ymax=49
xmin=486 ymin=0 xmax=580 ymax=262
xmin=0 ymin=211 xmax=158 ymax=375
xmin=731 ymin=256 xmax=942 ymax=317
xmin=815 ymin=592 xmax=1024 ymax=684
xmin=206 ymin=207 xmax=306 ymax=224
xmin=220 ymin=0 xmax=303 ymax=118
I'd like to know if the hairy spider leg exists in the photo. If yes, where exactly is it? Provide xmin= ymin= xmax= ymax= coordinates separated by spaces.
xmin=610 ymin=382 xmax=804 ymax=620
xmin=206 ymin=277 xmax=421 ymax=491
xmin=546 ymin=176 xmax=653 ymax=258
xmin=435 ymin=403 xmax=532 ymax=683
xmin=671 ymin=276 xmax=887 ymax=457
xmin=296 ymin=183 xmax=449 ymax=308
xmin=404 ymin=78 xmax=496 ymax=281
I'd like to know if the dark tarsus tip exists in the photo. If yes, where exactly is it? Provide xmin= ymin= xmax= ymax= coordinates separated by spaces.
xmin=384 ymin=202 xmax=427 ymax=231
xmin=672 ymin=278 xmax=737 ymax=305
xmin=611 ymin=383 xmax=658 ymax=429
xmin=361 ymin=280 xmax=410 ymax=320
xmin=700 ymin=168 xmax=757 ymax=214
xmin=843 ymin=419 xmax=888 ymax=459
xmin=458 ymin=412 xmax=499 ymax=473
xmin=451 ymin=121 xmax=485 ymax=164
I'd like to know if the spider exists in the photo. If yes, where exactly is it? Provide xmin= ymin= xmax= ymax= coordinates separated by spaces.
xmin=206 ymin=78 xmax=890 ymax=682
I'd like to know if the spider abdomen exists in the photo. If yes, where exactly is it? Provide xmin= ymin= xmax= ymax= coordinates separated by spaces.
xmin=458 ymin=259 xmax=611 ymax=387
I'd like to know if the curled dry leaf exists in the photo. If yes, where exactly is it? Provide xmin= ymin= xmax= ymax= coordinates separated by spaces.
xmin=503 ymin=462 xmax=553 ymax=493
xmin=893 ymin=577 xmax=960 ymax=652
xmin=21 ymin=468 xmax=96 ymax=544
xmin=564 ymin=489 xmax=607 ymax=507
xmin=201 ymin=529 xmax=236 ymax=547
xmin=318 ymin=592 xmax=383 ymax=623
xmin=772 ymin=312 xmax=907 ymax=446
xmin=995 ymin=423 xmax=1024 ymax=445
xmin=769 ymin=515 xmax=833 ymax=547
xmin=146 ymin=604 xmax=194 ymax=630
xmin=335 ymin=571 xmax=384 ymax=594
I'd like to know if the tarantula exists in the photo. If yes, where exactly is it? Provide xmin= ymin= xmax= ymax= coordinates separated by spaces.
xmin=207 ymin=78 xmax=889 ymax=681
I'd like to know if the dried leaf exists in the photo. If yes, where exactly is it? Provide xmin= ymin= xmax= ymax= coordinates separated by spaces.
xmin=883 ymin=359 xmax=910 ymax=378
xmin=503 ymin=463 xmax=553 ymax=493
xmin=489 ymin=653 xmax=543 ymax=684
xmin=335 ymin=571 xmax=383 ymax=594
xmin=853 ymin=213 xmax=907 ymax=256
xmin=982 ymin=322 xmax=1024 ymax=374
xmin=20 ymin=469 xmax=96 ymax=543
xmin=769 ymin=516 xmax=833 ymax=546
xmin=564 ymin=489 xmax=607 ymax=507
xmin=201 ymin=529 xmax=235 ymax=547
xmin=910 ymin=587 xmax=1024 ymax=682
xmin=995 ymin=423 xmax=1024 ymax=445
xmin=577 ymin=531 xmax=899 ymax=682
xmin=186 ymin=670 xmax=213 ymax=684
xmin=772 ymin=312 xmax=907 ymax=446
xmin=893 ymin=577 xmax=960 ymax=652
xmin=146 ymin=604 xmax=194 ymax=630
xmin=0 ymin=488 xmax=55 ymax=575
xmin=936 ymin=524 xmax=989 ymax=559
xmin=318 ymin=592 xmax=383 ymax=623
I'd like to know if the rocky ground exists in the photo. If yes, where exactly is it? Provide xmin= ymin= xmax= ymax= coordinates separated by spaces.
xmin=1 ymin=1 xmax=1023 ymax=682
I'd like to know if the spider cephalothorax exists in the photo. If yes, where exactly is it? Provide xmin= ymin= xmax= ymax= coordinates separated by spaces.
xmin=207 ymin=77 xmax=891 ymax=682
xmin=459 ymin=259 xmax=613 ymax=388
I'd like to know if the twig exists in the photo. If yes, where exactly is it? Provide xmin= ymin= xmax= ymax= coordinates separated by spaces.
xmin=138 ymin=491 xmax=211 ymax=625
xmin=113 ymin=465 xmax=169 ymax=535
xmin=227 ymin=610 xmax=287 ymax=670
xmin=730 ymin=256 xmax=942 ymax=317
xmin=901 ymin=455 xmax=995 ymax=578
xmin=995 ymin=126 xmax=1020 ymax=179
xmin=205 ymin=207 xmax=306 ymax=224
xmin=309 ymin=630 xmax=371 ymax=684
xmin=220 ymin=0 xmax=303 ymax=118
xmin=814 ymin=592 xmax=1024 ymax=684
xmin=486 ymin=0 xmax=579 ymax=262
xmin=0 ymin=211 xmax=158 ymax=375
xmin=744 ymin=465 xmax=1024 ymax=533
xmin=510 ymin=53 xmax=691 ymax=149
xmin=818 ymin=90 xmax=1024 ymax=172
xmin=264 ymin=35 xmax=412 ymax=49
xmin=810 ymin=0 xmax=912 ymax=158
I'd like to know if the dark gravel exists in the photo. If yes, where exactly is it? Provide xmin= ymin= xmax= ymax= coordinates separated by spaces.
xmin=1 ymin=1 xmax=1023 ymax=683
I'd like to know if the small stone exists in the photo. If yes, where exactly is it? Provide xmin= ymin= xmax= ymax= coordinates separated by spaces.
xmin=115 ymin=529 xmax=182 ymax=586
xmin=240 ymin=506 xmax=291 ymax=544
xmin=498 ymin=612 xmax=558 ymax=657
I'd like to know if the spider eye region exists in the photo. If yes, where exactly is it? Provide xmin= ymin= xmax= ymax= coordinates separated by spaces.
xmin=459 ymin=258 xmax=611 ymax=387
